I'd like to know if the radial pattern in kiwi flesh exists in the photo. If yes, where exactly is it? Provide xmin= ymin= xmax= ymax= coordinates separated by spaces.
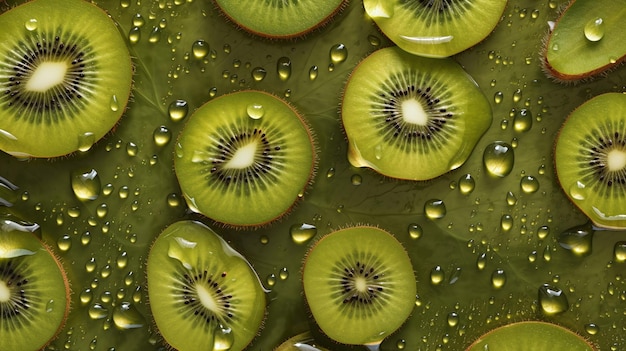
xmin=214 ymin=0 xmax=348 ymax=39
xmin=554 ymin=93 xmax=626 ymax=229
xmin=174 ymin=90 xmax=316 ymax=227
xmin=302 ymin=225 xmax=416 ymax=345
xmin=147 ymin=220 xmax=267 ymax=351
xmin=0 ymin=225 xmax=70 ymax=351
xmin=0 ymin=0 xmax=133 ymax=158
xmin=364 ymin=0 xmax=508 ymax=57
xmin=342 ymin=46 xmax=492 ymax=181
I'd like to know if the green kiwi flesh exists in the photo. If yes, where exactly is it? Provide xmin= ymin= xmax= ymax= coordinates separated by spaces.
xmin=542 ymin=0 xmax=626 ymax=82
xmin=214 ymin=0 xmax=348 ymax=39
xmin=274 ymin=331 xmax=331 ymax=351
xmin=0 ymin=225 xmax=70 ymax=351
xmin=146 ymin=220 xmax=266 ymax=351
xmin=341 ymin=46 xmax=492 ymax=181
xmin=174 ymin=90 xmax=316 ymax=227
xmin=302 ymin=225 xmax=416 ymax=345
xmin=465 ymin=321 xmax=595 ymax=350
xmin=0 ymin=0 xmax=132 ymax=158
xmin=364 ymin=0 xmax=507 ymax=58
xmin=554 ymin=93 xmax=626 ymax=230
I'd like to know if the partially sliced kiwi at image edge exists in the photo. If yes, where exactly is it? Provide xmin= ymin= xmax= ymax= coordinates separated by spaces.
xmin=0 ymin=226 xmax=70 ymax=351
xmin=147 ymin=220 xmax=267 ymax=351
xmin=465 ymin=321 xmax=596 ymax=350
xmin=214 ymin=0 xmax=348 ymax=39
xmin=554 ymin=93 xmax=626 ymax=230
xmin=0 ymin=0 xmax=133 ymax=158
xmin=342 ymin=46 xmax=492 ymax=181
xmin=363 ymin=0 xmax=507 ymax=58
xmin=174 ymin=90 xmax=317 ymax=227
xmin=302 ymin=225 xmax=416 ymax=346
xmin=274 ymin=331 xmax=331 ymax=351
xmin=542 ymin=0 xmax=626 ymax=82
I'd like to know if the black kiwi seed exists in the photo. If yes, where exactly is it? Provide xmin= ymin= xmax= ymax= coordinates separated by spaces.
xmin=582 ymin=131 xmax=626 ymax=190
xmin=0 ymin=260 xmax=31 ymax=321
xmin=178 ymin=270 xmax=235 ymax=322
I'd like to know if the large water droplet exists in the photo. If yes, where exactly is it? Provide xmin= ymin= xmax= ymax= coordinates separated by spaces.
xmin=128 ymin=26 xmax=141 ymax=44
xmin=88 ymin=303 xmax=109 ymax=320
xmin=290 ymin=223 xmax=317 ymax=244
xmin=568 ymin=181 xmax=587 ymax=200
xmin=430 ymin=265 xmax=444 ymax=285
xmin=491 ymin=269 xmax=507 ymax=289
xmin=168 ymin=99 xmax=189 ymax=122
xmin=558 ymin=222 xmax=594 ymax=256
xmin=584 ymin=17 xmax=605 ymax=42
xmin=213 ymin=325 xmax=234 ymax=351
xmin=424 ymin=199 xmax=446 ymax=220
xmin=71 ymin=169 xmax=101 ymax=201
xmin=614 ymin=241 xmax=626 ymax=262
xmin=520 ymin=175 xmax=539 ymax=193
xmin=25 ymin=18 xmax=38 ymax=31
xmin=153 ymin=126 xmax=172 ymax=146
xmin=538 ymin=284 xmax=569 ymax=315
xmin=192 ymin=40 xmax=209 ymax=59
xmin=251 ymin=67 xmax=267 ymax=82
xmin=167 ymin=236 xmax=198 ymax=270
xmin=246 ymin=104 xmax=265 ymax=120
xmin=458 ymin=174 xmax=475 ymax=195
xmin=113 ymin=302 xmax=145 ymax=329
xmin=77 ymin=132 xmax=96 ymax=152
xmin=513 ymin=108 xmax=532 ymax=132
xmin=277 ymin=57 xmax=292 ymax=81
xmin=483 ymin=142 xmax=514 ymax=177
xmin=329 ymin=44 xmax=348 ymax=64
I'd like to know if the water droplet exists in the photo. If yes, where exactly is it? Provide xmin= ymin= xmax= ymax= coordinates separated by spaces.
xmin=192 ymin=40 xmax=209 ymax=59
xmin=290 ymin=223 xmax=317 ymax=244
xmin=246 ymin=104 xmax=265 ymax=120
xmin=494 ymin=91 xmax=504 ymax=104
xmin=558 ymin=222 xmax=594 ymax=256
xmin=309 ymin=65 xmax=319 ymax=80
xmin=614 ymin=241 xmax=626 ymax=262
xmin=374 ymin=144 xmax=383 ymax=160
xmin=25 ymin=19 xmax=38 ymax=31
xmin=168 ymin=99 xmax=188 ymax=122
xmin=166 ymin=193 xmax=182 ymax=208
xmin=251 ymin=67 xmax=267 ymax=82
xmin=351 ymin=174 xmax=362 ymax=185
xmin=279 ymin=267 xmax=289 ymax=280
xmin=458 ymin=174 xmax=475 ymax=195
xmin=476 ymin=253 xmax=487 ymax=270
xmin=424 ymin=199 xmax=446 ymax=220
xmin=491 ymin=269 xmax=507 ymax=289
xmin=113 ymin=302 xmax=145 ymax=329
xmin=126 ymin=142 xmax=138 ymax=157
xmin=538 ymin=284 xmax=569 ymax=315
xmin=483 ymin=142 xmax=514 ymax=177
xmin=77 ymin=132 xmax=96 ymax=152
xmin=329 ymin=43 xmax=348 ymax=63
xmin=520 ymin=175 xmax=539 ymax=193
xmin=117 ymin=251 xmax=128 ymax=269
xmin=396 ymin=339 xmax=406 ymax=350
xmin=88 ymin=303 xmax=109 ymax=320
xmin=277 ymin=57 xmax=292 ymax=81
xmin=266 ymin=273 xmax=277 ymax=287
xmin=71 ymin=169 xmax=101 ymax=201
xmin=448 ymin=267 xmax=462 ymax=284
xmin=45 ymin=299 xmax=55 ymax=313
xmin=109 ymin=95 xmax=120 ymax=112
xmin=500 ymin=214 xmax=513 ymax=232
xmin=584 ymin=323 xmax=599 ymax=335
xmin=132 ymin=13 xmax=145 ymax=27
xmin=512 ymin=88 xmax=522 ymax=103
xmin=96 ymin=203 xmax=108 ymax=219
xmin=584 ymin=17 xmax=605 ymax=42
xmin=447 ymin=312 xmax=459 ymax=327
xmin=153 ymin=126 xmax=172 ymax=146
xmin=326 ymin=168 xmax=335 ymax=178
xmin=513 ymin=108 xmax=532 ymax=132
xmin=80 ymin=288 xmax=93 ymax=305
xmin=57 ymin=234 xmax=71 ymax=252
xmin=148 ymin=26 xmax=161 ymax=43
xmin=430 ymin=265 xmax=444 ymax=285
xmin=213 ymin=325 xmax=234 ymax=351
xmin=368 ymin=35 xmax=381 ymax=46
xmin=363 ymin=0 xmax=394 ymax=18
xmin=86 ymin=257 xmax=97 ymax=273
xmin=568 ymin=181 xmax=587 ymax=200
xmin=81 ymin=231 xmax=92 ymax=246
xmin=505 ymin=191 xmax=517 ymax=206
xmin=537 ymin=225 xmax=550 ymax=239
xmin=408 ymin=223 xmax=423 ymax=239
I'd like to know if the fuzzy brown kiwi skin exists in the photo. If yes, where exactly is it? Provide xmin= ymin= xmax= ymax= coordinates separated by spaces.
xmin=174 ymin=90 xmax=319 ymax=230
xmin=540 ymin=0 xmax=625 ymax=84
xmin=211 ymin=0 xmax=350 ymax=40
xmin=42 ymin=240 xmax=72 ymax=349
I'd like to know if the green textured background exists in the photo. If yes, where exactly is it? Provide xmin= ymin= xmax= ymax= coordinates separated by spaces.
xmin=1 ymin=0 xmax=625 ymax=350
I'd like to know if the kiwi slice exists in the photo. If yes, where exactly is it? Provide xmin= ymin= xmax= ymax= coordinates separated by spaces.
xmin=147 ymin=220 xmax=266 ymax=351
xmin=214 ymin=0 xmax=348 ymax=39
xmin=174 ymin=90 xmax=316 ymax=227
xmin=0 ymin=224 xmax=70 ymax=350
xmin=554 ymin=93 xmax=626 ymax=230
xmin=341 ymin=46 xmax=492 ymax=181
xmin=465 ymin=321 xmax=595 ymax=350
xmin=542 ymin=0 xmax=626 ymax=82
xmin=274 ymin=331 xmax=331 ymax=351
xmin=364 ymin=0 xmax=507 ymax=57
xmin=302 ymin=225 xmax=416 ymax=346
xmin=0 ymin=0 xmax=132 ymax=158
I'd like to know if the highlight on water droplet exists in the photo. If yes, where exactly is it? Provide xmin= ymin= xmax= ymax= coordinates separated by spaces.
xmin=584 ymin=17 xmax=605 ymax=42
xmin=71 ymin=168 xmax=101 ymax=201
xmin=153 ymin=126 xmax=172 ymax=146
xmin=192 ymin=39 xmax=210 ymax=59
xmin=251 ymin=67 xmax=267 ymax=82
xmin=168 ymin=99 xmax=189 ymax=122
xmin=538 ymin=284 xmax=569 ymax=315
xmin=513 ymin=108 xmax=533 ymax=132
xmin=568 ymin=181 xmax=587 ymax=200
xmin=329 ymin=43 xmax=348 ymax=64
xmin=430 ymin=265 xmax=445 ymax=285
xmin=309 ymin=65 xmax=319 ymax=81
xmin=491 ymin=268 xmax=507 ymax=289
xmin=483 ymin=142 xmax=514 ymax=177
xmin=246 ymin=104 xmax=265 ymax=120
xmin=25 ymin=18 xmax=38 ymax=31
xmin=408 ymin=223 xmax=422 ymax=239
xmin=520 ymin=175 xmax=539 ymax=193
xmin=290 ymin=223 xmax=317 ymax=244
xmin=276 ymin=57 xmax=292 ymax=81
xmin=458 ymin=174 xmax=475 ymax=195
xmin=424 ymin=199 xmax=446 ymax=220
xmin=128 ymin=26 xmax=141 ymax=44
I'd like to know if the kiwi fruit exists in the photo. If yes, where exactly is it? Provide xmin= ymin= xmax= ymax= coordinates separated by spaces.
xmin=364 ymin=0 xmax=507 ymax=57
xmin=214 ymin=0 xmax=348 ymax=39
xmin=302 ymin=225 xmax=416 ymax=346
xmin=554 ymin=93 xmax=626 ymax=230
xmin=465 ymin=321 xmax=596 ymax=350
xmin=341 ymin=46 xmax=492 ymax=181
xmin=147 ymin=220 xmax=266 ymax=351
xmin=274 ymin=331 xmax=331 ymax=351
xmin=0 ymin=0 xmax=132 ymax=158
xmin=174 ymin=90 xmax=316 ymax=227
xmin=542 ymin=0 xmax=626 ymax=82
xmin=0 ymin=222 xmax=70 ymax=351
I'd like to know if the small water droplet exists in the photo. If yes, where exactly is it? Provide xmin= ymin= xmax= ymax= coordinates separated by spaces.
xmin=246 ymin=104 xmax=265 ymax=120
xmin=71 ymin=169 xmax=101 ymax=201
xmin=88 ymin=303 xmax=109 ymax=320
xmin=279 ymin=267 xmax=289 ymax=280
xmin=614 ymin=241 xmax=626 ymax=262
xmin=168 ymin=100 xmax=188 ymax=122
xmin=266 ymin=273 xmax=277 ymax=287
xmin=505 ymin=191 xmax=517 ymax=206
xmin=537 ymin=225 xmax=550 ymax=239
xmin=512 ymin=89 xmax=523 ymax=103
xmin=408 ymin=223 xmax=423 ymax=239
xmin=86 ymin=257 xmax=97 ymax=273
xmin=277 ymin=57 xmax=292 ymax=81
xmin=513 ymin=108 xmax=532 ymax=132
xmin=309 ymin=65 xmax=319 ymax=80
xmin=584 ymin=17 xmax=605 ymax=42
xmin=430 ymin=265 xmax=444 ymax=285
xmin=25 ymin=19 xmax=38 ymax=31
xmin=117 ymin=251 xmax=128 ymax=269
xmin=153 ymin=126 xmax=172 ymax=146
xmin=126 ymin=142 xmax=138 ymax=157
xmin=500 ymin=214 xmax=513 ymax=232
xmin=80 ymin=288 xmax=93 ymax=305
xmin=148 ymin=26 xmax=161 ymax=43
xmin=290 ymin=223 xmax=317 ymax=244
xmin=476 ymin=253 xmax=487 ymax=270
xmin=132 ymin=13 xmax=145 ymax=27
xmin=483 ymin=142 xmax=514 ymax=177
xmin=520 ymin=175 xmax=539 ymax=193
xmin=424 ymin=199 xmax=446 ymax=220
xmin=192 ymin=40 xmax=209 ymax=59
xmin=458 ymin=174 xmax=475 ymax=195
xmin=113 ymin=302 xmax=145 ymax=329
xmin=538 ymin=284 xmax=569 ymax=315
xmin=558 ymin=222 xmax=594 ymax=256
xmin=584 ymin=323 xmax=599 ymax=335
xmin=251 ymin=67 xmax=267 ymax=82
xmin=447 ymin=312 xmax=459 ymax=327
xmin=57 ymin=234 xmax=71 ymax=252
xmin=494 ymin=91 xmax=504 ymax=104
xmin=491 ymin=269 xmax=507 ymax=289
xmin=77 ymin=132 xmax=96 ymax=152
xmin=351 ymin=174 xmax=362 ymax=185
xmin=81 ymin=231 xmax=92 ymax=246
xmin=396 ymin=339 xmax=406 ymax=350
xmin=329 ymin=43 xmax=348 ymax=64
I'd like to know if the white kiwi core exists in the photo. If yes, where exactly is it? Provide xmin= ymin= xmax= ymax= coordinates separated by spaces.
xmin=196 ymin=283 xmax=219 ymax=313
xmin=354 ymin=276 xmax=367 ymax=292
xmin=0 ymin=280 xmax=10 ymax=302
xmin=607 ymin=149 xmax=626 ymax=171
xmin=225 ymin=142 xmax=257 ymax=169
xmin=401 ymin=99 xmax=428 ymax=125
xmin=26 ymin=62 xmax=68 ymax=92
